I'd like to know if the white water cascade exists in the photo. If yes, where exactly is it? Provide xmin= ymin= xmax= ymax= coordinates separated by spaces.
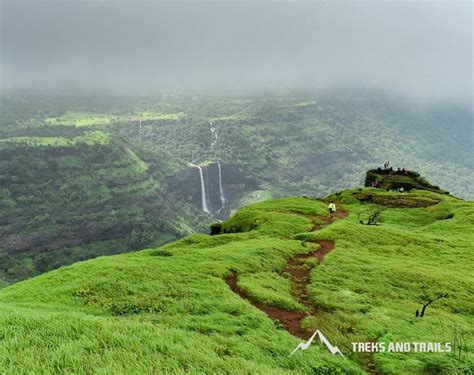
xmin=187 ymin=122 xmax=227 ymax=215
xmin=217 ymin=161 xmax=225 ymax=212
xmin=196 ymin=165 xmax=210 ymax=213
xmin=189 ymin=163 xmax=210 ymax=213
xmin=209 ymin=121 xmax=218 ymax=150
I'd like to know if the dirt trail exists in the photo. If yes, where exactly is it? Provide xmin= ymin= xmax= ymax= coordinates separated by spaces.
xmin=225 ymin=206 xmax=348 ymax=340
xmin=226 ymin=275 xmax=310 ymax=338
xmin=225 ymin=206 xmax=383 ymax=373
xmin=360 ymin=339 xmax=383 ymax=375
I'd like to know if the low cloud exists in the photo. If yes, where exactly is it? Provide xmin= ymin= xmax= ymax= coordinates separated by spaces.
xmin=1 ymin=1 xmax=472 ymax=103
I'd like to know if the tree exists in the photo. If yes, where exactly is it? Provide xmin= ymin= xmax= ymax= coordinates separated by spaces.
xmin=358 ymin=207 xmax=386 ymax=225
xmin=416 ymin=293 xmax=448 ymax=317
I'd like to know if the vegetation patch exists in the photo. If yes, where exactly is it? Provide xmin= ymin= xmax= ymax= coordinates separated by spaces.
xmin=45 ymin=112 xmax=114 ymax=126
xmin=136 ymin=111 xmax=185 ymax=121
xmin=150 ymin=249 xmax=173 ymax=257
xmin=238 ymin=272 xmax=306 ymax=311
xmin=0 ymin=131 xmax=110 ymax=147
xmin=353 ymin=192 xmax=441 ymax=208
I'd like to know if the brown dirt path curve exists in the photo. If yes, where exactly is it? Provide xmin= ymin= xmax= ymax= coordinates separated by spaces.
xmin=225 ymin=205 xmax=383 ymax=373
xmin=225 ymin=206 xmax=348 ymax=340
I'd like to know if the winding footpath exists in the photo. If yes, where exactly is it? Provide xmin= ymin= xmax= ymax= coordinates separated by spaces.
xmin=225 ymin=208 xmax=348 ymax=340
xmin=225 ymin=207 xmax=384 ymax=373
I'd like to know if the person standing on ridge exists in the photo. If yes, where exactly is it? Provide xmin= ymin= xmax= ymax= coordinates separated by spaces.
xmin=328 ymin=202 xmax=336 ymax=217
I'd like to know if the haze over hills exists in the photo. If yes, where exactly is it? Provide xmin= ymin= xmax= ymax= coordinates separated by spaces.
xmin=2 ymin=1 xmax=472 ymax=105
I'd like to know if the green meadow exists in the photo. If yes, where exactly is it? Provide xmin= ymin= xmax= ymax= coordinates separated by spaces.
xmin=138 ymin=111 xmax=185 ymax=121
xmin=45 ymin=112 xmax=114 ymax=126
xmin=0 ymin=130 xmax=110 ymax=147
xmin=43 ymin=111 xmax=185 ymax=127
xmin=0 ymin=189 xmax=472 ymax=374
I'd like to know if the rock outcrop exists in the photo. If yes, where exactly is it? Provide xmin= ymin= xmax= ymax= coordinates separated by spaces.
xmin=364 ymin=168 xmax=449 ymax=195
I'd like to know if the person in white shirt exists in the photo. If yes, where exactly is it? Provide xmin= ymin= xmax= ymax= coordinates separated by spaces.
xmin=328 ymin=202 xmax=336 ymax=217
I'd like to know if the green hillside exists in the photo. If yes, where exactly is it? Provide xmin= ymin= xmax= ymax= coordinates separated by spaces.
xmin=1 ymin=187 xmax=472 ymax=374
xmin=1 ymin=92 xmax=472 ymax=286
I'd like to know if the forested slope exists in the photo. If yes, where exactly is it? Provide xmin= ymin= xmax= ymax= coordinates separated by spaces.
xmin=0 ymin=136 xmax=206 ymax=285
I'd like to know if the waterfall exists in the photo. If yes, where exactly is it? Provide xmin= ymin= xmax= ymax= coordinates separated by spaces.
xmin=188 ymin=120 xmax=226 ymax=215
xmin=217 ymin=161 xmax=225 ymax=212
xmin=209 ymin=121 xmax=218 ymax=150
xmin=197 ymin=165 xmax=210 ymax=213
xmin=138 ymin=120 xmax=144 ymax=140
xmin=189 ymin=163 xmax=210 ymax=213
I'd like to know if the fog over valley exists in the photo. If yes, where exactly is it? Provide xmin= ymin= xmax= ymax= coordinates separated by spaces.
xmin=1 ymin=1 xmax=472 ymax=105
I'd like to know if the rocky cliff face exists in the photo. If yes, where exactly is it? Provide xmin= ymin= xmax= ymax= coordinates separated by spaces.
xmin=168 ymin=162 xmax=259 ymax=219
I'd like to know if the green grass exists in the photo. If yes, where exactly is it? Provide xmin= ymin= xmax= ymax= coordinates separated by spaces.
xmin=43 ymin=111 xmax=185 ymax=127
xmin=137 ymin=111 xmax=185 ymax=121
xmin=45 ymin=112 xmax=113 ymax=126
xmin=238 ymin=272 xmax=307 ymax=311
xmin=296 ymin=190 xmax=473 ymax=373
xmin=0 ymin=197 xmax=356 ymax=374
xmin=0 ymin=131 xmax=110 ymax=147
xmin=0 ymin=192 xmax=472 ymax=374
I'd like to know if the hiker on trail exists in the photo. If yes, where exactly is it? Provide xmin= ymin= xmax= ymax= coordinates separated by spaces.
xmin=328 ymin=202 xmax=336 ymax=217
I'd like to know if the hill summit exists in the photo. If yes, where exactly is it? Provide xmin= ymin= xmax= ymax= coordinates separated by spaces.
xmin=364 ymin=167 xmax=449 ymax=195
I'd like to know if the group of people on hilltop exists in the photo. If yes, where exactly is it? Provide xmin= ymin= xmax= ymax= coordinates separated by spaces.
xmin=379 ymin=160 xmax=409 ymax=175
xmin=374 ymin=159 xmax=410 ymax=193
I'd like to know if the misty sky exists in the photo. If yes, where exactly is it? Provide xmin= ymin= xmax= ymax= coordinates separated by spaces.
xmin=1 ymin=1 xmax=472 ymax=101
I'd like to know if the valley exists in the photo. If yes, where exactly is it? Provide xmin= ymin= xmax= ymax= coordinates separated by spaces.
xmin=1 ymin=91 xmax=472 ymax=287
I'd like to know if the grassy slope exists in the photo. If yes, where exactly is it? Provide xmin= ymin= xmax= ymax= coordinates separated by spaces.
xmin=301 ymin=191 xmax=473 ymax=373
xmin=0 ymin=198 xmax=356 ymax=374
xmin=1 ymin=191 xmax=472 ymax=374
